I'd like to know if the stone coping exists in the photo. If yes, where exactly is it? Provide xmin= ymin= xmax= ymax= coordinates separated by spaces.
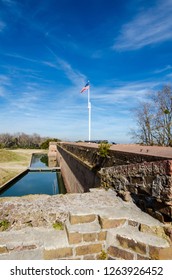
xmin=0 ymin=189 xmax=163 ymax=231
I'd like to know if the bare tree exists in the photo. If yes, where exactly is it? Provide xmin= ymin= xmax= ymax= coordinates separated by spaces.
xmin=131 ymin=102 xmax=154 ymax=145
xmin=131 ymin=85 xmax=172 ymax=146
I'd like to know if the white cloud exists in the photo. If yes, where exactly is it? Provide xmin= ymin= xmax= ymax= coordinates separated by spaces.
xmin=92 ymin=80 xmax=157 ymax=105
xmin=113 ymin=0 xmax=172 ymax=51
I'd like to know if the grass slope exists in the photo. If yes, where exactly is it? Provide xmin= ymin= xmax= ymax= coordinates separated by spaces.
xmin=0 ymin=150 xmax=28 ymax=162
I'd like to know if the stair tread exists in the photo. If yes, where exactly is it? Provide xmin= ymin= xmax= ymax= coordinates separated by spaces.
xmin=66 ymin=218 xmax=101 ymax=233
xmin=107 ymin=225 xmax=169 ymax=248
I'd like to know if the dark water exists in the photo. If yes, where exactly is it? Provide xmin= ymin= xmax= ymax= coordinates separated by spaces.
xmin=30 ymin=153 xmax=48 ymax=168
xmin=0 ymin=170 xmax=66 ymax=197
xmin=0 ymin=153 xmax=66 ymax=197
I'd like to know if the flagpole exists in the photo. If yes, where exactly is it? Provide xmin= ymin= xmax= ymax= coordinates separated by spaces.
xmin=88 ymin=82 xmax=91 ymax=143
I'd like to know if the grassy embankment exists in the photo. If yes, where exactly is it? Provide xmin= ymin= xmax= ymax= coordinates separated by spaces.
xmin=0 ymin=149 xmax=45 ymax=186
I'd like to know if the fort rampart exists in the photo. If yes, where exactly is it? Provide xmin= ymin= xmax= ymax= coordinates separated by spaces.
xmin=56 ymin=142 xmax=172 ymax=222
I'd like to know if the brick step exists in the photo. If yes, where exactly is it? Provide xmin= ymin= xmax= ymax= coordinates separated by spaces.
xmin=107 ymin=225 xmax=171 ymax=260
xmin=65 ymin=216 xmax=107 ymax=244
xmin=69 ymin=212 xmax=97 ymax=225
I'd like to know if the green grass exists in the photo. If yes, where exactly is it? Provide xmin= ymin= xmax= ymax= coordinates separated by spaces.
xmin=0 ymin=149 xmax=27 ymax=162
xmin=0 ymin=168 xmax=19 ymax=186
xmin=52 ymin=221 xmax=64 ymax=230
xmin=0 ymin=220 xmax=10 ymax=231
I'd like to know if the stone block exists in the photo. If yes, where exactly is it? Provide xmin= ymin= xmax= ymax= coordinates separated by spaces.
xmin=83 ymin=254 xmax=96 ymax=260
xmin=137 ymin=254 xmax=150 ymax=260
xmin=75 ymin=243 xmax=102 ymax=256
xmin=70 ymin=214 xmax=96 ymax=225
xmin=139 ymin=224 xmax=170 ymax=242
xmin=0 ymin=246 xmax=8 ymax=254
xmin=128 ymin=220 xmax=139 ymax=227
xmin=107 ymin=246 xmax=134 ymax=260
xmin=67 ymin=232 xmax=82 ymax=244
xmin=116 ymin=235 xmax=147 ymax=255
xmin=99 ymin=217 xmax=126 ymax=229
xmin=11 ymin=245 xmax=37 ymax=251
xmin=159 ymin=206 xmax=172 ymax=219
xmin=83 ymin=233 xmax=97 ymax=242
xmin=149 ymin=245 xmax=172 ymax=260
xmin=164 ymin=227 xmax=172 ymax=242
xmin=98 ymin=231 xmax=107 ymax=241
xmin=44 ymin=247 xmax=73 ymax=260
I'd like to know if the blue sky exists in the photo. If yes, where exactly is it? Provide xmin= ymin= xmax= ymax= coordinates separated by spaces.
xmin=0 ymin=0 xmax=172 ymax=143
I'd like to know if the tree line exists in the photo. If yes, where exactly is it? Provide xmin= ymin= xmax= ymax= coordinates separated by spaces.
xmin=131 ymin=85 xmax=172 ymax=146
xmin=0 ymin=132 xmax=60 ymax=149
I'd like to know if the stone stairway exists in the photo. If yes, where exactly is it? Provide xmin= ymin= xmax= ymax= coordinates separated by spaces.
xmin=0 ymin=211 xmax=171 ymax=259
xmin=0 ymin=189 xmax=171 ymax=260
xmin=107 ymin=224 xmax=171 ymax=260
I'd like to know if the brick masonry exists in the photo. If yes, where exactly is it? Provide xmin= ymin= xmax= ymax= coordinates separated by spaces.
xmin=100 ymin=161 xmax=172 ymax=222
xmin=6 ymin=142 xmax=167 ymax=260
xmin=56 ymin=145 xmax=100 ymax=193
xmin=0 ymin=209 xmax=171 ymax=260
xmin=56 ymin=143 xmax=172 ymax=222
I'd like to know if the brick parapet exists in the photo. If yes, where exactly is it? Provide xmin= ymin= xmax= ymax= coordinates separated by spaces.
xmin=57 ymin=143 xmax=172 ymax=221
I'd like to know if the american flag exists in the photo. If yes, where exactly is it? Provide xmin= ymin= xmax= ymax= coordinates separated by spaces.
xmin=80 ymin=81 xmax=90 ymax=93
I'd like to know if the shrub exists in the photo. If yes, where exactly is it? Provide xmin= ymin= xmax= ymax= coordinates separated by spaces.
xmin=98 ymin=142 xmax=111 ymax=157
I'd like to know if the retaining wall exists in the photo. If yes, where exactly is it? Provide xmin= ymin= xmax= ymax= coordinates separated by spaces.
xmin=56 ymin=143 xmax=172 ymax=222
xmin=59 ymin=143 xmax=168 ymax=167
xmin=100 ymin=161 xmax=172 ymax=222
xmin=56 ymin=145 xmax=100 ymax=193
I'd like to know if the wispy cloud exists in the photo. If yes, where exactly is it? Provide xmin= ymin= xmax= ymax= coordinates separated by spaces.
xmin=0 ymin=20 xmax=6 ymax=32
xmin=0 ymin=74 xmax=11 ymax=85
xmin=0 ymin=86 xmax=5 ymax=97
xmin=113 ymin=0 xmax=172 ymax=51
xmin=0 ymin=75 xmax=11 ymax=97
xmin=92 ymin=80 xmax=157 ymax=105
xmin=45 ymin=48 xmax=87 ymax=86
xmin=154 ymin=65 xmax=172 ymax=74
xmin=5 ymin=52 xmax=39 ymax=63
xmin=2 ymin=0 xmax=16 ymax=5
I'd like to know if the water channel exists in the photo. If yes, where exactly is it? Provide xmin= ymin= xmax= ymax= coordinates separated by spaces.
xmin=0 ymin=153 xmax=66 ymax=197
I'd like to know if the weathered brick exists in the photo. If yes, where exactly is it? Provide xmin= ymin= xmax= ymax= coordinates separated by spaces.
xmin=70 ymin=214 xmax=96 ymax=224
xmin=83 ymin=254 xmax=96 ymax=260
xmin=107 ymin=246 xmax=134 ymax=260
xmin=9 ymin=244 xmax=37 ymax=252
xmin=159 ymin=206 xmax=172 ymax=219
xmin=83 ymin=233 xmax=97 ymax=242
xmin=99 ymin=218 xmax=126 ymax=229
xmin=44 ymin=247 xmax=73 ymax=260
xmin=0 ymin=246 xmax=8 ymax=254
xmin=98 ymin=231 xmax=107 ymax=241
xmin=75 ymin=243 xmax=102 ymax=256
xmin=137 ymin=254 xmax=150 ymax=260
xmin=67 ymin=232 xmax=82 ymax=244
xmin=117 ymin=235 xmax=147 ymax=255
xmin=149 ymin=245 xmax=172 ymax=260
xmin=128 ymin=220 xmax=139 ymax=227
